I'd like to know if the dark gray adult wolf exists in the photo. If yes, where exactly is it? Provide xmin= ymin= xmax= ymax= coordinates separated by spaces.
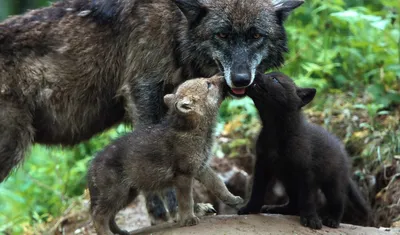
xmin=0 ymin=0 xmax=303 ymax=223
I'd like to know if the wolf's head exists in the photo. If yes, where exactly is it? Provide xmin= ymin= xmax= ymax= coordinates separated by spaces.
xmin=164 ymin=75 xmax=224 ymax=122
xmin=247 ymin=72 xmax=316 ymax=112
xmin=175 ymin=0 xmax=303 ymax=96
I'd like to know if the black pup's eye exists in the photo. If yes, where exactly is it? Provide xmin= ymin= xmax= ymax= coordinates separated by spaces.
xmin=272 ymin=77 xmax=279 ymax=83
xmin=207 ymin=81 xmax=212 ymax=89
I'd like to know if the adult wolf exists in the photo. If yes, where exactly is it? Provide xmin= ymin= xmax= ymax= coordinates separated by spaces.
xmin=0 ymin=0 xmax=303 ymax=223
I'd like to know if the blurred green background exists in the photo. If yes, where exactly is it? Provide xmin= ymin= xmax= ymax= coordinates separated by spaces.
xmin=0 ymin=0 xmax=399 ymax=234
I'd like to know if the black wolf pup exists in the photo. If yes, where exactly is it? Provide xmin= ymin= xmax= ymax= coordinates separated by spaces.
xmin=238 ymin=72 xmax=371 ymax=229
xmin=88 ymin=75 xmax=243 ymax=235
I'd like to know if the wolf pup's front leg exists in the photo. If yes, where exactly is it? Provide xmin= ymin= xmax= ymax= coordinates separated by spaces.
xmin=238 ymin=151 xmax=271 ymax=215
xmin=297 ymin=175 xmax=322 ymax=229
xmin=175 ymin=176 xmax=199 ymax=227
xmin=196 ymin=166 xmax=244 ymax=207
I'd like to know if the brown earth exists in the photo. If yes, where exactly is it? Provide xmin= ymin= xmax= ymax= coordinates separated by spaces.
xmin=130 ymin=214 xmax=400 ymax=235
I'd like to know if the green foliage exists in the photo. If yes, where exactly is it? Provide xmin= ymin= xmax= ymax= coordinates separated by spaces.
xmin=0 ymin=125 xmax=130 ymax=234
xmin=0 ymin=0 xmax=399 ymax=233
xmin=282 ymin=0 xmax=400 ymax=107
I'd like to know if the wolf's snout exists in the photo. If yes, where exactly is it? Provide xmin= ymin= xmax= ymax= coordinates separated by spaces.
xmin=231 ymin=72 xmax=251 ymax=87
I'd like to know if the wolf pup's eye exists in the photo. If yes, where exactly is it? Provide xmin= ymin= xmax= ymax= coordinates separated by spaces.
xmin=216 ymin=33 xmax=229 ymax=39
xmin=272 ymin=77 xmax=279 ymax=83
xmin=207 ymin=81 xmax=212 ymax=89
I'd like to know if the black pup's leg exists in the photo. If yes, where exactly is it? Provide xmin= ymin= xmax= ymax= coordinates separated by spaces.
xmin=238 ymin=157 xmax=270 ymax=215
xmin=297 ymin=174 xmax=322 ymax=229
xmin=320 ymin=181 xmax=345 ymax=228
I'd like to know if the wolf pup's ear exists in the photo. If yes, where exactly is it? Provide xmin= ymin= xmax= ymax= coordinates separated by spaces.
xmin=297 ymin=87 xmax=316 ymax=108
xmin=175 ymin=0 xmax=208 ymax=28
xmin=164 ymin=94 xmax=176 ymax=108
xmin=272 ymin=0 xmax=304 ymax=23
xmin=175 ymin=97 xmax=194 ymax=114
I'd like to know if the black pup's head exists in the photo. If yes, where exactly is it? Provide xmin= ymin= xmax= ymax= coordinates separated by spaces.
xmin=247 ymin=72 xmax=316 ymax=112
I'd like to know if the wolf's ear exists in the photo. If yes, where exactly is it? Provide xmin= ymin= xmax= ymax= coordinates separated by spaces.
xmin=164 ymin=94 xmax=176 ymax=108
xmin=175 ymin=97 xmax=194 ymax=114
xmin=272 ymin=0 xmax=304 ymax=23
xmin=175 ymin=0 xmax=208 ymax=28
xmin=297 ymin=87 xmax=316 ymax=108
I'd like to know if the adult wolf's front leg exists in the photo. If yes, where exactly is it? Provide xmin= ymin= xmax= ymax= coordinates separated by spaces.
xmin=131 ymin=80 xmax=167 ymax=126
xmin=196 ymin=166 xmax=243 ymax=207
xmin=126 ymin=79 xmax=179 ymax=225
xmin=0 ymin=101 xmax=34 ymax=182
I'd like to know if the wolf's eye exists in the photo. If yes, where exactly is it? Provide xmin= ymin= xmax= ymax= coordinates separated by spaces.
xmin=253 ymin=33 xmax=262 ymax=39
xmin=216 ymin=33 xmax=229 ymax=39
xmin=272 ymin=77 xmax=279 ymax=83
xmin=207 ymin=81 xmax=212 ymax=89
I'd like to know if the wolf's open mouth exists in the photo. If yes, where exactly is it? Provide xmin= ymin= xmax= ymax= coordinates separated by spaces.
xmin=231 ymin=88 xmax=246 ymax=95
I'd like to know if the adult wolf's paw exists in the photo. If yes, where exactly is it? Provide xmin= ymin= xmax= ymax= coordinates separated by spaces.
xmin=300 ymin=215 xmax=322 ymax=229
xmin=322 ymin=217 xmax=340 ymax=228
xmin=179 ymin=216 xmax=200 ymax=227
xmin=194 ymin=203 xmax=217 ymax=216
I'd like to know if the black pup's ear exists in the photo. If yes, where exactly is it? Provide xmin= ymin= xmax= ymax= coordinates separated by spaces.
xmin=273 ymin=0 xmax=304 ymax=23
xmin=175 ymin=0 xmax=208 ymax=28
xmin=297 ymin=87 xmax=316 ymax=108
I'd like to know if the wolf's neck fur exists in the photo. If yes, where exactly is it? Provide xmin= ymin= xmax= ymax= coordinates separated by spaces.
xmin=255 ymin=103 xmax=304 ymax=142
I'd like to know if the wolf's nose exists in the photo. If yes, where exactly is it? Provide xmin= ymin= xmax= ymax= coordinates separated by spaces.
xmin=231 ymin=72 xmax=251 ymax=87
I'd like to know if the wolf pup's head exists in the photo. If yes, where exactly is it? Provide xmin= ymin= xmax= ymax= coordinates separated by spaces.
xmin=248 ymin=72 xmax=316 ymax=112
xmin=164 ymin=75 xmax=224 ymax=121
xmin=175 ymin=0 xmax=304 ymax=96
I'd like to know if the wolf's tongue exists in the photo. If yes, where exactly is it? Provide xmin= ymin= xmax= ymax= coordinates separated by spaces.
xmin=231 ymin=88 xmax=246 ymax=95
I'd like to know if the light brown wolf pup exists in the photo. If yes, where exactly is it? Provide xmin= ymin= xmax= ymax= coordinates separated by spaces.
xmin=87 ymin=75 xmax=243 ymax=235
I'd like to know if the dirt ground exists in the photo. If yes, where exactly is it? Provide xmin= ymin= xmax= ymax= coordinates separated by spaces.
xmin=130 ymin=214 xmax=400 ymax=235
xmin=58 ymin=193 xmax=400 ymax=235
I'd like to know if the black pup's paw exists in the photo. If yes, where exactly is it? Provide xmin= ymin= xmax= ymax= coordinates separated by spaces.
xmin=260 ymin=205 xmax=282 ymax=214
xmin=118 ymin=230 xmax=130 ymax=235
xmin=322 ymin=217 xmax=340 ymax=228
xmin=300 ymin=215 xmax=322 ymax=229
xmin=237 ymin=205 xmax=260 ymax=215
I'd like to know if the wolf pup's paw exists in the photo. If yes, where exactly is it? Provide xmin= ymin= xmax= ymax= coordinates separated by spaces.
xmin=226 ymin=196 xmax=244 ymax=207
xmin=300 ymin=215 xmax=322 ymax=229
xmin=322 ymin=217 xmax=340 ymax=228
xmin=179 ymin=216 xmax=200 ymax=227
xmin=194 ymin=203 xmax=217 ymax=216
xmin=237 ymin=204 xmax=260 ymax=215
xmin=116 ymin=230 xmax=130 ymax=235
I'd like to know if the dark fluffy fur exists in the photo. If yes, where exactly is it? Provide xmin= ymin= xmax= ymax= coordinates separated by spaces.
xmin=0 ymin=0 xmax=302 ymax=223
xmin=238 ymin=72 xmax=371 ymax=229
xmin=88 ymin=75 xmax=243 ymax=235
